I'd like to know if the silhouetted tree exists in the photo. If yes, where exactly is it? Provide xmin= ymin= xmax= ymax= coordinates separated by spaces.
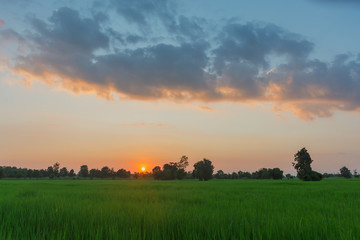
xmin=101 ymin=166 xmax=111 ymax=178
xmin=271 ymin=168 xmax=284 ymax=179
xmin=47 ymin=166 xmax=55 ymax=179
xmin=176 ymin=168 xmax=187 ymax=180
xmin=78 ymin=165 xmax=89 ymax=178
xmin=177 ymin=155 xmax=189 ymax=169
xmin=40 ymin=169 xmax=48 ymax=178
xmin=285 ymin=173 xmax=294 ymax=179
xmin=0 ymin=167 xmax=3 ymax=179
xmin=116 ymin=169 xmax=131 ymax=178
xmin=152 ymin=166 xmax=163 ymax=180
xmin=89 ymin=169 xmax=101 ymax=179
xmin=231 ymin=172 xmax=238 ymax=179
xmin=26 ymin=169 xmax=33 ymax=178
xmin=354 ymin=169 xmax=359 ymax=178
xmin=238 ymin=171 xmax=251 ymax=179
xmin=340 ymin=166 xmax=352 ymax=178
xmin=69 ymin=169 xmax=75 ymax=177
xmin=293 ymin=148 xmax=322 ymax=181
xmin=53 ymin=162 xmax=60 ymax=177
xmin=162 ymin=163 xmax=177 ymax=180
xmin=214 ymin=170 xmax=225 ymax=179
xmin=59 ymin=167 xmax=68 ymax=177
xmin=152 ymin=156 xmax=190 ymax=180
xmin=193 ymin=158 xmax=214 ymax=181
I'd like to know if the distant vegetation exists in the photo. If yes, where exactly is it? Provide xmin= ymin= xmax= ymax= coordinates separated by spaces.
xmin=0 ymin=148 xmax=358 ymax=180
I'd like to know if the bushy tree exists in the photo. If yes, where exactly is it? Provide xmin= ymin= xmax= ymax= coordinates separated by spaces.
xmin=340 ymin=166 xmax=352 ymax=178
xmin=193 ymin=158 xmax=214 ymax=181
xmin=271 ymin=168 xmax=284 ymax=180
xmin=59 ymin=167 xmax=68 ymax=177
xmin=116 ymin=169 xmax=131 ymax=178
xmin=89 ymin=169 xmax=101 ymax=179
xmin=32 ymin=169 xmax=40 ymax=178
xmin=0 ymin=167 xmax=4 ymax=179
xmin=101 ymin=166 xmax=111 ymax=178
xmin=238 ymin=171 xmax=251 ymax=179
xmin=162 ymin=163 xmax=178 ymax=180
xmin=214 ymin=170 xmax=225 ymax=179
xmin=293 ymin=148 xmax=313 ymax=181
xmin=152 ymin=166 xmax=163 ymax=180
xmin=78 ymin=165 xmax=89 ymax=178
xmin=26 ymin=169 xmax=33 ymax=178
xmin=47 ymin=166 xmax=55 ymax=179
xmin=152 ymin=156 xmax=189 ymax=180
xmin=293 ymin=148 xmax=322 ymax=181
xmin=69 ymin=169 xmax=75 ymax=177
xmin=285 ymin=174 xmax=294 ymax=179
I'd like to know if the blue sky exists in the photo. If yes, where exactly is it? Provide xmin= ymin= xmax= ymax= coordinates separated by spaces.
xmin=1 ymin=0 xmax=360 ymax=173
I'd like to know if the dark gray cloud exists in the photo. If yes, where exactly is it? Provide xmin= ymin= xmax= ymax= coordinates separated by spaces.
xmin=28 ymin=7 xmax=109 ymax=54
xmin=12 ymin=8 xmax=210 ymax=99
xmin=111 ymin=0 xmax=176 ymax=29
xmin=109 ymin=0 xmax=206 ymax=42
xmin=2 ymin=4 xmax=360 ymax=120
xmin=213 ymin=22 xmax=313 ymax=73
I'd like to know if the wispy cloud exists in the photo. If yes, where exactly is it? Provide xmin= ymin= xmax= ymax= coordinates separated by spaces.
xmin=118 ymin=122 xmax=170 ymax=127
xmin=198 ymin=105 xmax=214 ymax=112
xmin=0 ymin=19 xmax=5 ymax=26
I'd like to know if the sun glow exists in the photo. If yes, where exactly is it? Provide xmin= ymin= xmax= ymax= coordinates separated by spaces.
xmin=141 ymin=167 xmax=146 ymax=172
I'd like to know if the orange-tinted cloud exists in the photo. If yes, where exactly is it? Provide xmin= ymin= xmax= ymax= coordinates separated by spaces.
xmin=198 ymin=105 xmax=214 ymax=112
xmin=1 ymin=6 xmax=360 ymax=121
xmin=118 ymin=123 xmax=170 ymax=127
xmin=0 ymin=19 xmax=5 ymax=26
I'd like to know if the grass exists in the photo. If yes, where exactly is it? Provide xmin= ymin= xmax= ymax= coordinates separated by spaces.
xmin=0 ymin=178 xmax=359 ymax=239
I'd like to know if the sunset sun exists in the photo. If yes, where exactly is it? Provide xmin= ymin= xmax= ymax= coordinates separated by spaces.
xmin=141 ymin=167 xmax=146 ymax=172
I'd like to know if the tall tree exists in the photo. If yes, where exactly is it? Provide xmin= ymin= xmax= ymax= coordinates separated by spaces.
xmin=293 ymin=148 xmax=322 ymax=181
xmin=192 ymin=158 xmax=214 ymax=181
xmin=53 ymin=162 xmax=60 ymax=177
xmin=293 ymin=148 xmax=313 ymax=181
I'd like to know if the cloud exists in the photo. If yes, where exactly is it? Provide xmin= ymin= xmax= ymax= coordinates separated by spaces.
xmin=119 ymin=123 xmax=170 ymax=127
xmin=28 ymin=7 xmax=109 ymax=54
xmin=198 ymin=105 xmax=214 ymax=112
xmin=0 ymin=19 xmax=5 ymax=26
xmin=2 ymin=4 xmax=360 ymax=120
xmin=110 ymin=0 xmax=176 ymax=31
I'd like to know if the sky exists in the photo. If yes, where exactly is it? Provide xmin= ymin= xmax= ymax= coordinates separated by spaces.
xmin=1 ymin=0 xmax=360 ymax=174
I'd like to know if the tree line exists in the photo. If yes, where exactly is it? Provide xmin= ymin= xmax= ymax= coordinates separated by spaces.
xmin=0 ymin=163 xmax=131 ymax=180
xmin=0 ymin=148 xmax=358 ymax=180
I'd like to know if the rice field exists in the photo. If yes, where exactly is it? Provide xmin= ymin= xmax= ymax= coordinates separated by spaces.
xmin=0 ymin=178 xmax=359 ymax=239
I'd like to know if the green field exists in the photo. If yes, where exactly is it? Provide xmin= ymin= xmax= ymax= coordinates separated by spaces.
xmin=0 ymin=179 xmax=359 ymax=239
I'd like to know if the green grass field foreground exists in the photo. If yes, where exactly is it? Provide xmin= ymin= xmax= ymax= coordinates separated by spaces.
xmin=0 ymin=179 xmax=359 ymax=239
